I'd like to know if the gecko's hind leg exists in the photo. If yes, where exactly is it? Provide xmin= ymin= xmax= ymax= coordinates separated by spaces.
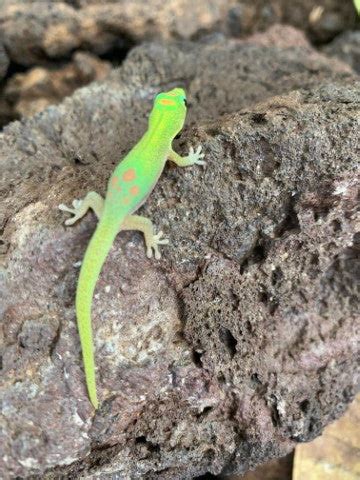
xmin=121 ymin=214 xmax=169 ymax=260
xmin=59 ymin=191 xmax=104 ymax=225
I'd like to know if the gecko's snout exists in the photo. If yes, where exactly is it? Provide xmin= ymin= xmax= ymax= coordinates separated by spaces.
xmin=155 ymin=88 xmax=187 ymax=108
xmin=150 ymin=87 xmax=188 ymax=136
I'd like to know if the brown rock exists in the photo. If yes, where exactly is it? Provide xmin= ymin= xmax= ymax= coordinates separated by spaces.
xmin=293 ymin=394 xmax=360 ymax=479
xmin=242 ymin=24 xmax=310 ymax=48
xmin=0 ymin=35 xmax=359 ymax=479
xmin=4 ymin=52 xmax=111 ymax=118
xmin=297 ymin=0 xmax=357 ymax=43
xmin=0 ymin=41 xmax=9 ymax=79
xmin=226 ymin=453 xmax=293 ymax=479
xmin=0 ymin=2 xmax=82 ymax=65
xmin=0 ymin=0 xmax=357 ymax=66
xmin=0 ymin=30 xmax=355 ymax=235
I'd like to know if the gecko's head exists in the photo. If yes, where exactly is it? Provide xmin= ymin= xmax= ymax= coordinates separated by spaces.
xmin=149 ymin=88 xmax=187 ymax=137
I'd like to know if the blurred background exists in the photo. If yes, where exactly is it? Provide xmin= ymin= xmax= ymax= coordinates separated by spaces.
xmin=1 ymin=0 xmax=359 ymax=130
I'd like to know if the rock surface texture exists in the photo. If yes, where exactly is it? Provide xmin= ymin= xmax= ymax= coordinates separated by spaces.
xmin=0 ymin=0 xmax=356 ymax=67
xmin=0 ymin=27 xmax=359 ymax=480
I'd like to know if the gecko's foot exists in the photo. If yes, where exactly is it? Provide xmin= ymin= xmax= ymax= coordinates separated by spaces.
xmin=187 ymin=145 xmax=206 ymax=166
xmin=58 ymin=199 xmax=84 ymax=225
xmin=146 ymin=231 xmax=169 ymax=260
xmin=59 ymin=192 xmax=104 ymax=225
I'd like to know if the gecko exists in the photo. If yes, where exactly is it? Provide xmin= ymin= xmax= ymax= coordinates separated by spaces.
xmin=59 ymin=88 xmax=205 ymax=409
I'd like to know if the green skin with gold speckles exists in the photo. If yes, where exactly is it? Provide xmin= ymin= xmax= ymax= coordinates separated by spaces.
xmin=59 ymin=88 xmax=205 ymax=409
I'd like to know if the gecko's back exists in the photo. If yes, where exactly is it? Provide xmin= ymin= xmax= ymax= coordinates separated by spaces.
xmin=104 ymin=132 xmax=170 ymax=222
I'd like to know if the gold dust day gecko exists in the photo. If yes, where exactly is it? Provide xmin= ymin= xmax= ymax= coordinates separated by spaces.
xmin=59 ymin=88 xmax=205 ymax=409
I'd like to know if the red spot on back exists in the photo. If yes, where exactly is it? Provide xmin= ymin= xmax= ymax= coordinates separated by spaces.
xmin=122 ymin=197 xmax=130 ymax=205
xmin=130 ymin=185 xmax=140 ymax=196
xmin=123 ymin=169 xmax=136 ymax=182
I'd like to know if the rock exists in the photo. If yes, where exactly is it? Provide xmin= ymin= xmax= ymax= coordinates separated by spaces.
xmin=0 ymin=36 xmax=359 ymax=479
xmin=0 ymin=2 xmax=83 ymax=66
xmin=0 ymin=42 xmax=9 ymax=79
xmin=304 ymin=1 xmax=357 ymax=43
xmin=182 ymin=90 xmax=359 ymax=471
xmin=0 ymin=31 xmax=355 ymax=234
xmin=4 ymin=52 xmax=111 ymax=118
xmin=241 ymin=24 xmax=310 ymax=48
xmin=225 ymin=452 xmax=293 ymax=479
xmin=0 ymin=0 xmax=357 ymax=66
xmin=293 ymin=395 xmax=360 ymax=480
xmin=323 ymin=30 xmax=360 ymax=74
xmin=0 ymin=97 xmax=15 ymax=130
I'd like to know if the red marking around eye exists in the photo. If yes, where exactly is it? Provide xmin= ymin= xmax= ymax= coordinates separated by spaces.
xmin=160 ymin=99 xmax=176 ymax=106
xmin=130 ymin=185 xmax=140 ymax=196
xmin=123 ymin=169 xmax=136 ymax=182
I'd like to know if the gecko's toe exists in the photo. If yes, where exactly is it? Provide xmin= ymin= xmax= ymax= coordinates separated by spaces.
xmin=65 ymin=218 xmax=76 ymax=226
xmin=58 ymin=203 xmax=72 ymax=213
xmin=146 ymin=231 xmax=169 ymax=260
xmin=154 ymin=231 xmax=169 ymax=245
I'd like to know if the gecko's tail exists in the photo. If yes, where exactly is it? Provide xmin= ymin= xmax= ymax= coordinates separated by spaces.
xmin=75 ymin=216 xmax=118 ymax=409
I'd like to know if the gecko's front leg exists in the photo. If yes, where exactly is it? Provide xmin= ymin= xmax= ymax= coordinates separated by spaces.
xmin=121 ymin=214 xmax=169 ymax=260
xmin=59 ymin=191 xmax=104 ymax=224
xmin=168 ymin=145 xmax=206 ymax=167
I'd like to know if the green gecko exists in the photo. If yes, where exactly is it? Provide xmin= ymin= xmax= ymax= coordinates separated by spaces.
xmin=59 ymin=88 xmax=205 ymax=409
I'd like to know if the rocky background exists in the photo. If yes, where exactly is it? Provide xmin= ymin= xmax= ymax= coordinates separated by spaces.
xmin=0 ymin=1 xmax=359 ymax=479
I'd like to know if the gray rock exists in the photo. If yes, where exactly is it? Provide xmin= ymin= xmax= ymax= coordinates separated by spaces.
xmin=0 ymin=37 xmax=359 ymax=479
xmin=324 ymin=30 xmax=360 ymax=73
